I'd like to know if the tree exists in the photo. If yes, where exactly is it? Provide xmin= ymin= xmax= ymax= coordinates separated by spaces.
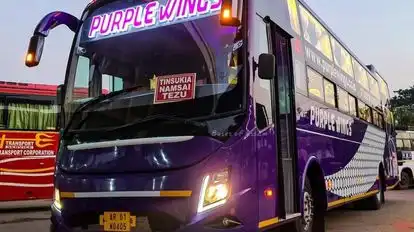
xmin=390 ymin=86 xmax=414 ymax=108
xmin=391 ymin=86 xmax=414 ymax=129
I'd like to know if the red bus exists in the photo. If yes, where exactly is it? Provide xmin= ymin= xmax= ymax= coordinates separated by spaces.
xmin=0 ymin=81 xmax=61 ymax=203
xmin=0 ymin=82 xmax=106 ymax=206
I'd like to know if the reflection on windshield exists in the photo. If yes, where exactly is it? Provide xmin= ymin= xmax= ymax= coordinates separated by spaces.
xmin=64 ymin=0 xmax=245 ymax=139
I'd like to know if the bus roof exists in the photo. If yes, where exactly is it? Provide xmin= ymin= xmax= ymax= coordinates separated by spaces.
xmin=0 ymin=81 xmax=58 ymax=96
xmin=0 ymin=81 xmax=93 ymax=97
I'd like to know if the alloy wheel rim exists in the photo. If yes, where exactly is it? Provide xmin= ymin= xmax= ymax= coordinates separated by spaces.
xmin=303 ymin=191 xmax=314 ymax=231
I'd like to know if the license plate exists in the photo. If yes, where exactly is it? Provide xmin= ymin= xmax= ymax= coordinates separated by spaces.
xmin=99 ymin=212 xmax=137 ymax=232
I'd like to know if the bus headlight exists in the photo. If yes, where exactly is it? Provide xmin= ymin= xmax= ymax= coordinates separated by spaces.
xmin=53 ymin=188 xmax=62 ymax=210
xmin=197 ymin=169 xmax=231 ymax=213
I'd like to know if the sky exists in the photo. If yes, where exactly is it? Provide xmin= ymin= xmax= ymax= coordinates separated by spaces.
xmin=0 ymin=0 xmax=412 ymax=93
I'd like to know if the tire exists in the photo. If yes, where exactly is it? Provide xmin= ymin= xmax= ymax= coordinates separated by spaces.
xmin=358 ymin=175 xmax=384 ymax=210
xmin=49 ymin=223 xmax=56 ymax=232
xmin=302 ymin=177 xmax=325 ymax=232
xmin=398 ymin=171 xmax=411 ymax=190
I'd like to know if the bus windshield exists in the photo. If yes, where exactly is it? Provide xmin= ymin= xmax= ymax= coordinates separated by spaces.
xmin=64 ymin=0 xmax=245 ymax=139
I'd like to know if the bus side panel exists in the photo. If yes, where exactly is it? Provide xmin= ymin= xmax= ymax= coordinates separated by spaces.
xmin=295 ymin=95 xmax=387 ymax=209
xmin=255 ymin=126 xmax=279 ymax=228
xmin=0 ymin=130 xmax=58 ymax=201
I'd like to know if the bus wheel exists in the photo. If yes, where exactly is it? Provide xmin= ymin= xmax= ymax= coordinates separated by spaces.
xmin=49 ymin=223 xmax=56 ymax=232
xmin=302 ymin=177 xmax=324 ymax=232
xmin=398 ymin=171 xmax=411 ymax=190
xmin=358 ymin=176 xmax=384 ymax=210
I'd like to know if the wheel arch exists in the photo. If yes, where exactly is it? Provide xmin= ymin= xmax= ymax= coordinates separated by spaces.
xmin=301 ymin=157 xmax=327 ymax=212
xmin=401 ymin=167 xmax=414 ymax=180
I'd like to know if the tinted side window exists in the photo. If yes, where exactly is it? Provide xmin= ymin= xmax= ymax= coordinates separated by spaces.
xmin=352 ymin=59 xmax=369 ymax=90
xmin=373 ymin=110 xmax=379 ymax=127
xmin=378 ymin=114 xmax=384 ymax=129
xmin=307 ymin=67 xmax=324 ymax=100
xmin=358 ymin=100 xmax=372 ymax=123
xmin=7 ymin=103 xmax=57 ymax=130
xmin=403 ymin=139 xmax=411 ymax=150
xmin=349 ymin=95 xmax=357 ymax=117
xmin=299 ymin=5 xmax=333 ymax=60
xmin=323 ymin=79 xmax=335 ymax=106
xmin=397 ymin=139 xmax=403 ymax=149
xmin=0 ymin=103 xmax=4 ymax=128
xmin=338 ymin=87 xmax=349 ymax=113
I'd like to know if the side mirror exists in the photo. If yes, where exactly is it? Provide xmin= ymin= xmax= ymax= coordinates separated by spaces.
xmin=56 ymin=84 xmax=65 ymax=106
xmin=258 ymin=53 xmax=276 ymax=80
xmin=25 ymin=34 xmax=45 ymax=67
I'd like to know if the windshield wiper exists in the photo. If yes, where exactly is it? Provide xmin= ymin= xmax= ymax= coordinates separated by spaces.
xmin=66 ymin=85 xmax=145 ymax=131
xmin=74 ymin=85 xmax=143 ymax=114
xmin=69 ymin=114 xmax=208 ymax=134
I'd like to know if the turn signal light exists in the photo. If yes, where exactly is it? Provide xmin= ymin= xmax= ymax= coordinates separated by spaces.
xmin=264 ymin=188 xmax=274 ymax=199
xmin=219 ymin=0 xmax=240 ymax=26
xmin=26 ymin=53 xmax=34 ymax=63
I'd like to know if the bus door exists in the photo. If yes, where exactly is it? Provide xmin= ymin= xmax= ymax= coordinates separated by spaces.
xmin=266 ymin=18 xmax=300 ymax=219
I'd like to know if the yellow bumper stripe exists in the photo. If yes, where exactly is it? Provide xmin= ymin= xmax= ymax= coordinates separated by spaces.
xmin=258 ymin=217 xmax=279 ymax=229
xmin=160 ymin=190 xmax=192 ymax=197
xmin=328 ymin=190 xmax=379 ymax=208
xmin=60 ymin=192 xmax=75 ymax=198
xmin=386 ymin=181 xmax=399 ymax=190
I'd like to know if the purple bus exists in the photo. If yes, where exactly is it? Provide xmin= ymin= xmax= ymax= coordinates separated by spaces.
xmin=24 ymin=0 xmax=399 ymax=231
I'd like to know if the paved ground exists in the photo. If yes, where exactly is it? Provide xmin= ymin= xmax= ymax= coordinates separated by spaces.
xmin=326 ymin=189 xmax=414 ymax=232
xmin=0 ymin=208 xmax=49 ymax=231
xmin=0 ymin=189 xmax=413 ymax=231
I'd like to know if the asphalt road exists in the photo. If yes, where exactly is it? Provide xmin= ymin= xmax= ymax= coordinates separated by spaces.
xmin=1 ymin=189 xmax=413 ymax=232
xmin=326 ymin=189 xmax=414 ymax=232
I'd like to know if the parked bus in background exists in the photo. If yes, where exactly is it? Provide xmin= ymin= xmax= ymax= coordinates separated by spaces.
xmin=0 ymin=82 xmax=91 ymax=207
xmin=0 ymin=82 xmax=59 ymax=203
xmin=25 ymin=0 xmax=398 ymax=231
xmin=395 ymin=129 xmax=414 ymax=189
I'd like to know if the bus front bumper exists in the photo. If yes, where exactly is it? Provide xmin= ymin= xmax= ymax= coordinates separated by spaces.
xmin=49 ymin=200 xmax=256 ymax=232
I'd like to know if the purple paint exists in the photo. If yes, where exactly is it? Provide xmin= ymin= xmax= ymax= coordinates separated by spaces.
xmin=87 ymin=0 xmax=222 ymax=39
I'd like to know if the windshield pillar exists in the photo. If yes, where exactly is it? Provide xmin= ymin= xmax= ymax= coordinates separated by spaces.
xmin=89 ymin=63 xmax=102 ymax=98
